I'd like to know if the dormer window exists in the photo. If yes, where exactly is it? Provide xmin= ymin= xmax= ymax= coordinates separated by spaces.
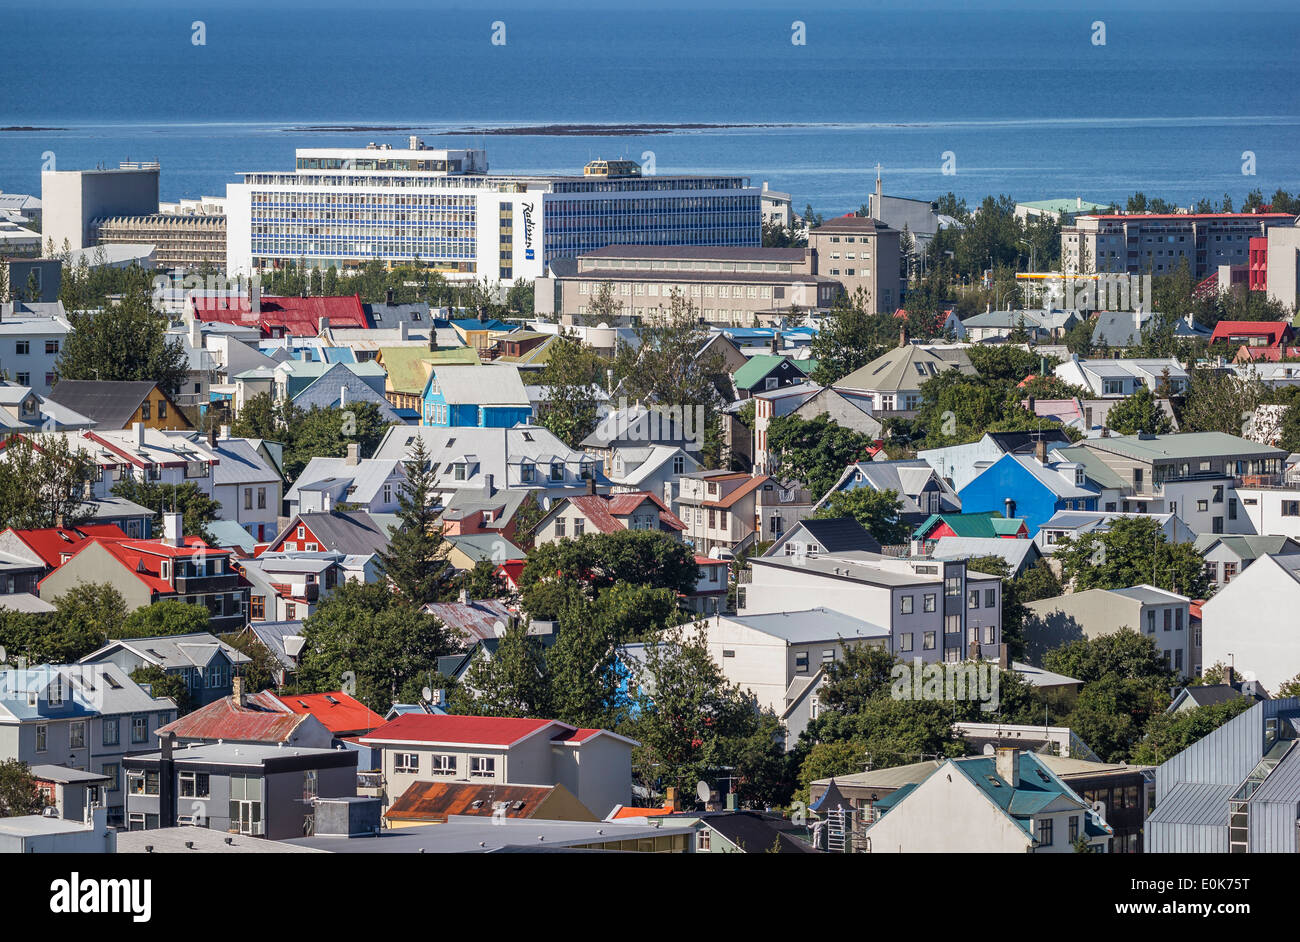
xmin=551 ymin=462 xmax=564 ymax=481
xmin=521 ymin=463 xmax=535 ymax=483
xmin=160 ymin=560 xmax=171 ymax=580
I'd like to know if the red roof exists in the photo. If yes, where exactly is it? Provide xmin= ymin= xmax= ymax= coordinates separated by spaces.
xmin=263 ymin=691 xmax=385 ymax=736
xmin=157 ymin=696 xmax=311 ymax=743
xmin=1211 ymin=320 xmax=1291 ymax=345
xmin=359 ymin=714 xmax=574 ymax=748
xmin=41 ymin=534 xmax=227 ymax=596
xmin=6 ymin=524 xmax=129 ymax=568
xmin=1236 ymin=345 xmax=1300 ymax=362
xmin=191 ymin=294 xmax=368 ymax=337
xmin=563 ymin=492 xmax=686 ymax=533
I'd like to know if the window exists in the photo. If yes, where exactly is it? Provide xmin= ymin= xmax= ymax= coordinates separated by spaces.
xmin=822 ymin=650 xmax=835 ymax=664
xmin=1036 ymin=817 xmax=1054 ymax=846
xmin=1163 ymin=609 xmax=1172 ymax=631
xmin=944 ymin=575 xmax=961 ymax=597
xmin=179 ymin=771 xmax=210 ymax=799
xmin=923 ymin=593 xmax=936 ymax=613
xmin=985 ymin=588 xmax=996 ymax=608
xmin=573 ymin=518 xmax=585 ymax=536
xmin=70 ymin=721 xmax=85 ymax=749
xmin=158 ymin=400 xmax=166 ymax=419
xmin=795 ymin=651 xmax=809 ymax=673
xmin=257 ymin=487 xmax=267 ymax=510
xmin=297 ymin=526 xmax=306 ymax=539
xmin=968 ymin=589 xmax=979 ymax=609
xmin=102 ymin=763 xmax=119 ymax=793
xmin=15 ymin=340 xmax=29 ymax=355
xmin=429 ymin=754 xmax=455 ymax=775
xmin=103 ymin=717 xmax=119 ymax=746
xmin=1223 ymin=562 xmax=1237 ymax=583
xmin=44 ymin=339 xmax=59 ymax=354
xmin=1282 ymin=501 xmax=1300 ymax=517
xmin=1069 ymin=816 xmax=1080 ymax=844
xmin=132 ymin=715 xmax=148 ymax=743
xmin=555 ymin=518 xmax=566 ymax=538
xmin=1146 ymin=610 xmax=1156 ymax=634
xmin=244 ymin=488 xmax=253 ymax=510
xmin=35 ymin=724 xmax=47 ymax=752
xmin=251 ymin=596 xmax=265 ymax=621
xmin=128 ymin=770 xmax=160 ymax=796
xmin=899 ymin=595 xmax=913 ymax=614
xmin=470 ymin=756 xmax=496 ymax=778
xmin=394 ymin=753 xmax=419 ymax=774
xmin=923 ymin=631 xmax=936 ymax=650
xmin=141 ymin=401 xmax=151 ymax=421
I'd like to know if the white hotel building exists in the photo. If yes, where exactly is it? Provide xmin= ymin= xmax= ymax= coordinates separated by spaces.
xmin=224 ymin=142 xmax=761 ymax=283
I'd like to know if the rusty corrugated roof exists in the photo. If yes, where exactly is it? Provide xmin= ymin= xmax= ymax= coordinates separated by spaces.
xmin=385 ymin=781 xmax=557 ymax=822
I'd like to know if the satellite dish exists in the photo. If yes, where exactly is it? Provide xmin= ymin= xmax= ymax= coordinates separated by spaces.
xmin=493 ymin=620 xmax=507 ymax=638
xmin=696 ymin=780 xmax=711 ymax=803
xmin=983 ymin=743 xmax=996 ymax=755
xmin=421 ymin=686 xmax=433 ymax=704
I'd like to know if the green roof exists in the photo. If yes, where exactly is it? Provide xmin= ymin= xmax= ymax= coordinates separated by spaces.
xmin=914 ymin=511 xmax=1023 ymax=540
xmin=378 ymin=346 xmax=478 ymax=393
xmin=1080 ymin=432 xmax=1286 ymax=463
xmin=731 ymin=354 xmax=804 ymax=391
xmin=1053 ymin=445 xmax=1127 ymax=490
xmin=1018 ymin=198 xmax=1110 ymax=213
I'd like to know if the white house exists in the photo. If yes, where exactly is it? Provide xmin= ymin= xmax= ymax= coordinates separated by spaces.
xmin=1200 ymin=553 xmax=1300 ymax=694
xmin=1052 ymin=355 xmax=1188 ymax=399
xmin=287 ymin=448 xmax=407 ymax=517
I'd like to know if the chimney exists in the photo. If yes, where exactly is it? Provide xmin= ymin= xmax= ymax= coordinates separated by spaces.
xmin=207 ymin=425 xmax=217 ymax=448
xmin=998 ymin=642 xmax=1010 ymax=670
xmin=159 ymin=732 xmax=177 ymax=828
xmin=898 ymin=322 xmax=907 ymax=348
xmin=386 ymin=287 xmax=395 ymax=306
xmin=162 ymin=512 xmax=183 ymax=547
xmin=133 ymin=421 xmax=145 ymax=448
xmin=231 ymin=673 xmax=244 ymax=705
xmin=399 ymin=319 xmax=409 ymax=341
xmin=665 ymin=786 xmax=678 ymax=813
xmin=319 ymin=315 xmax=330 ymax=335
xmin=339 ymin=384 xmax=348 ymax=408
xmin=1077 ymin=196 xmax=1083 ymax=210
xmin=1225 ymin=664 xmax=1235 ymax=687
xmin=587 ymin=475 xmax=597 ymax=495
xmin=995 ymin=747 xmax=1021 ymax=788
xmin=346 ymin=443 xmax=360 ymax=466
xmin=1004 ymin=498 xmax=1016 ymax=519
xmin=770 ymin=331 xmax=779 ymax=355
xmin=219 ymin=424 xmax=230 ymax=440
xmin=1035 ymin=438 xmax=1048 ymax=464
xmin=484 ymin=473 xmax=495 ymax=495
xmin=188 ymin=314 xmax=201 ymax=348
xmin=875 ymin=167 xmax=883 ymax=216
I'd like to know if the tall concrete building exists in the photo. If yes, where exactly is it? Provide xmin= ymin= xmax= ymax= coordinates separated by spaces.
xmin=806 ymin=214 xmax=902 ymax=313
xmin=93 ymin=213 xmax=226 ymax=270
xmin=40 ymin=163 xmax=160 ymax=253
xmin=224 ymin=140 xmax=761 ymax=283
xmin=1061 ymin=212 xmax=1296 ymax=280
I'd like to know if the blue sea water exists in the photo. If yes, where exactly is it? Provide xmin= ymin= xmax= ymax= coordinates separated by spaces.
xmin=1 ymin=3 xmax=1297 ymax=214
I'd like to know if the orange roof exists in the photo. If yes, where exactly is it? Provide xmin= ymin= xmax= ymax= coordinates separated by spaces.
xmin=385 ymin=781 xmax=560 ymax=823
xmin=611 ymin=806 xmax=676 ymax=819
xmin=704 ymin=474 xmax=771 ymax=508
xmin=266 ymin=690 xmax=385 ymax=736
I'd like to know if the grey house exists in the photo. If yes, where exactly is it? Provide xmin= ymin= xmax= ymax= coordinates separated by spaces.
xmin=123 ymin=737 xmax=358 ymax=838
xmin=0 ymin=663 xmax=177 ymax=827
xmin=80 ymin=633 xmax=251 ymax=709
xmin=1146 ymin=697 xmax=1300 ymax=853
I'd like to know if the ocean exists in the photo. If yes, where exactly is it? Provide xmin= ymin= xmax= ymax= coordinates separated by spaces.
xmin=2 ymin=3 xmax=1298 ymax=214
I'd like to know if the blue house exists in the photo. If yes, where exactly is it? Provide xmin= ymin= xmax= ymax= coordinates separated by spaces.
xmin=421 ymin=364 xmax=533 ymax=428
xmin=957 ymin=452 xmax=1098 ymax=538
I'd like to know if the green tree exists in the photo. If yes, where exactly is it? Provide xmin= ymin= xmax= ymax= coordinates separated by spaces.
xmin=449 ymin=621 xmax=553 ymax=718
xmin=766 ymin=413 xmax=876 ymax=498
xmin=460 ymin=559 xmax=510 ymax=601
xmin=230 ymin=391 xmax=295 ymax=441
xmin=50 ymin=582 xmax=128 ymax=647
xmin=118 ymin=601 xmax=211 ymax=639
xmin=56 ymin=289 xmax=190 ymax=397
xmin=813 ymin=488 xmax=910 ymax=545
xmin=808 ymin=292 xmax=898 ymax=385
xmin=1106 ymin=386 xmax=1173 ymax=435
xmin=1130 ymin=698 xmax=1254 ymax=766
xmin=1179 ymin=367 xmax=1264 ymax=436
xmin=130 ymin=664 xmax=192 ymax=713
xmin=0 ymin=434 xmax=96 ymax=530
xmin=297 ymin=581 xmax=456 ymax=713
xmin=109 ymin=480 xmax=221 ymax=545
xmin=535 ymin=330 xmax=604 ymax=448
xmin=1055 ymin=516 xmax=1209 ymax=597
xmin=377 ymin=436 xmax=452 ymax=606
xmin=0 ymin=759 xmax=46 ymax=816
xmin=282 ymin=403 xmax=394 ymax=482
xmin=219 ymin=631 xmax=282 ymax=693
xmin=1275 ymin=673 xmax=1300 ymax=698
xmin=519 ymin=530 xmax=698 ymax=618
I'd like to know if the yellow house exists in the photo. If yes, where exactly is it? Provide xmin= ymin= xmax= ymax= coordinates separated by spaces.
xmin=46 ymin=379 xmax=193 ymax=430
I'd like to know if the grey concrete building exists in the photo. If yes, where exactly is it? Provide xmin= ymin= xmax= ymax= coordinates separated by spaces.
xmin=122 ymin=738 xmax=358 ymax=837
xmin=806 ymin=214 xmax=902 ymax=313
xmin=1023 ymin=585 xmax=1192 ymax=676
xmin=0 ymin=662 xmax=177 ymax=827
xmin=41 ymin=163 xmax=160 ymax=253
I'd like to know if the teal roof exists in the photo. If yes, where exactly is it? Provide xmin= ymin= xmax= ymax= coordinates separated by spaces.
xmin=914 ymin=511 xmax=1024 ymax=540
xmin=731 ymin=354 xmax=804 ymax=391
xmin=952 ymin=752 xmax=1100 ymax=839
xmin=1019 ymin=198 xmax=1110 ymax=213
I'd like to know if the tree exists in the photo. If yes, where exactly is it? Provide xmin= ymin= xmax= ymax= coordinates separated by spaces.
xmin=282 ymin=403 xmax=394 ymax=482
xmin=219 ymin=631 xmax=282 ymax=693
xmin=519 ymin=530 xmax=699 ymax=618
xmin=109 ymin=480 xmax=221 ymax=545
xmin=297 ymin=581 xmax=456 ymax=713
xmin=130 ymin=664 xmax=192 ymax=713
xmin=50 ymin=582 xmax=128 ymax=647
xmin=627 ymin=624 xmax=788 ymax=806
xmin=118 ymin=601 xmax=211 ymax=639
xmin=581 ymin=280 xmax=624 ymax=327
xmin=1106 ymin=386 xmax=1173 ymax=435
xmin=230 ymin=391 xmax=294 ymax=441
xmin=57 ymin=289 xmax=190 ymax=397
xmin=1275 ymin=673 xmax=1300 ymax=698
xmin=0 ymin=760 xmax=46 ymax=817
xmin=377 ymin=436 xmax=452 ymax=606
xmin=1179 ymin=367 xmax=1264 ymax=436
xmin=765 ymin=413 xmax=876 ymax=498
xmin=808 ymin=291 xmax=899 ymax=385
xmin=0 ymin=434 xmax=97 ymax=530
xmin=818 ymin=643 xmax=900 ymax=715
xmin=449 ymin=621 xmax=553 ymax=718
xmin=535 ymin=330 xmax=604 ymax=448
xmin=1130 ymin=698 xmax=1254 ymax=766
xmin=1055 ymin=516 xmax=1210 ymax=598
xmin=460 ymin=559 xmax=510 ymax=601
xmin=813 ymin=488 xmax=910 ymax=545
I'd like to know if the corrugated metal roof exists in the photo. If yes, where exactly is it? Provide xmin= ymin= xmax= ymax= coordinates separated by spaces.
xmin=1146 ymin=781 xmax=1234 ymax=828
